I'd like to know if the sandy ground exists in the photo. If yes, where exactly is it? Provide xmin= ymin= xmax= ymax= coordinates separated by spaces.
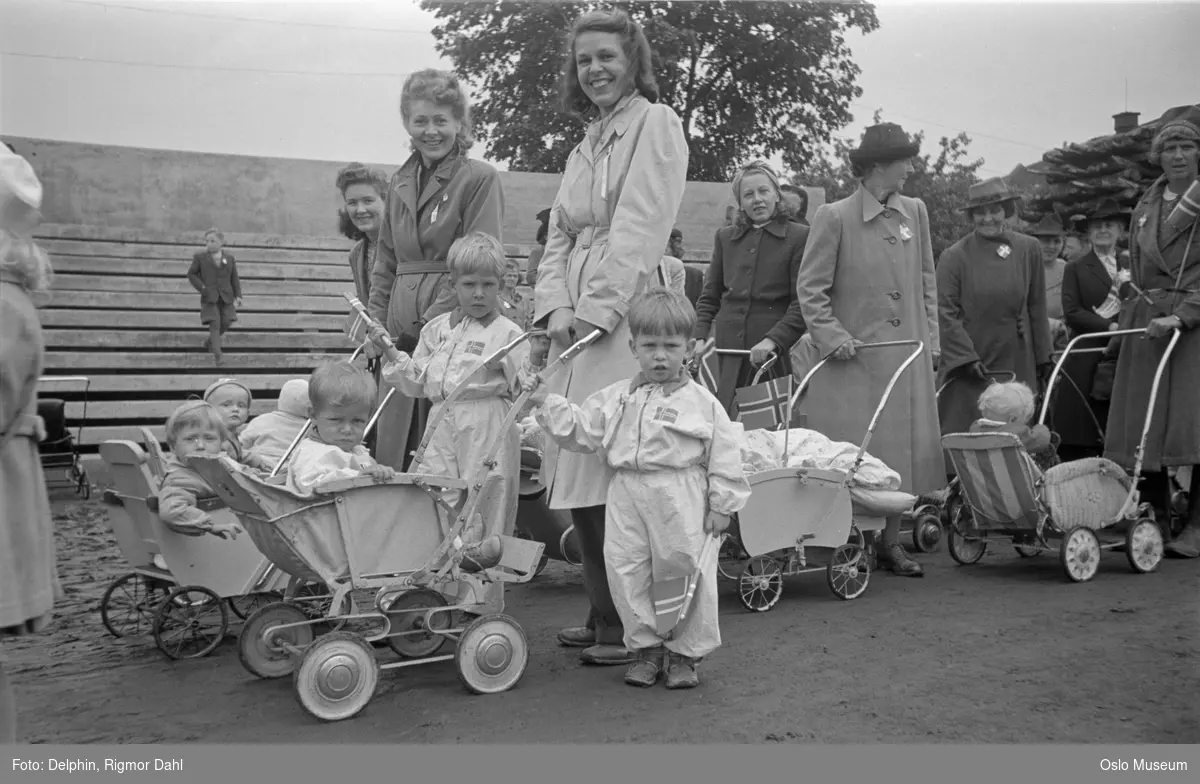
xmin=3 ymin=494 xmax=1197 ymax=744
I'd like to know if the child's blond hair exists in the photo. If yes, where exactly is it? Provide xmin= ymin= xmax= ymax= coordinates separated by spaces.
xmin=309 ymin=361 xmax=377 ymax=413
xmin=447 ymin=231 xmax=506 ymax=280
xmin=978 ymin=381 xmax=1036 ymax=425
xmin=165 ymin=401 xmax=231 ymax=449
xmin=0 ymin=229 xmax=53 ymax=301
xmin=627 ymin=287 xmax=696 ymax=338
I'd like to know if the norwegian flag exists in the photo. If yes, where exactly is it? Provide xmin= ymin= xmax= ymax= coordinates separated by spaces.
xmin=343 ymin=294 xmax=375 ymax=345
xmin=734 ymin=375 xmax=804 ymax=431
xmin=652 ymin=535 xmax=718 ymax=638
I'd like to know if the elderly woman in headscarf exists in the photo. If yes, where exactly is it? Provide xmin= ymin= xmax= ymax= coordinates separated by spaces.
xmin=692 ymin=161 xmax=808 ymax=413
xmin=1104 ymin=104 xmax=1200 ymax=558
xmin=936 ymin=177 xmax=1052 ymax=442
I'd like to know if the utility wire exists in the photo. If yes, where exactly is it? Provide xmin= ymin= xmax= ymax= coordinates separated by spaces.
xmin=54 ymin=0 xmax=432 ymax=35
xmin=852 ymin=101 xmax=1051 ymax=152
xmin=2 ymin=51 xmax=411 ymax=78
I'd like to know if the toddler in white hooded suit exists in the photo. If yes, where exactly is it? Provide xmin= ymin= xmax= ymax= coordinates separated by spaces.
xmin=238 ymin=379 xmax=311 ymax=469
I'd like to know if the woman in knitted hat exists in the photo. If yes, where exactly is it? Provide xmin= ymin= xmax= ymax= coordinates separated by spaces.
xmin=1103 ymin=104 xmax=1200 ymax=557
xmin=936 ymin=177 xmax=1053 ymax=455
xmin=692 ymin=160 xmax=809 ymax=412
xmin=0 ymin=146 xmax=61 ymax=742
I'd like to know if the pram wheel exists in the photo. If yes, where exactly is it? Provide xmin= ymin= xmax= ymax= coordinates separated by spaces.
xmin=947 ymin=506 xmax=987 ymax=565
xmin=716 ymin=533 xmax=747 ymax=581
xmin=910 ymin=511 xmax=944 ymax=553
xmin=384 ymin=590 xmax=451 ymax=659
xmin=737 ymin=555 xmax=783 ymax=613
xmin=100 ymin=572 xmax=170 ymax=638
xmin=239 ymin=603 xmax=314 ymax=679
xmin=455 ymin=614 xmax=529 ymax=695
xmin=152 ymin=586 xmax=229 ymax=660
xmin=229 ymin=591 xmax=284 ymax=621
xmin=826 ymin=544 xmax=869 ymax=600
xmin=1059 ymin=526 xmax=1100 ymax=583
xmin=293 ymin=631 xmax=379 ymax=722
xmin=1013 ymin=542 xmax=1042 ymax=558
xmin=1124 ymin=518 xmax=1163 ymax=574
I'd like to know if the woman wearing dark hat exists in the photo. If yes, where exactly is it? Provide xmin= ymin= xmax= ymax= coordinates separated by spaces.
xmin=1104 ymin=104 xmax=1200 ymax=558
xmin=794 ymin=123 xmax=943 ymax=577
xmin=693 ymin=160 xmax=809 ymax=413
xmin=937 ymin=177 xmax=1052 ymax=444
xmin=1051 ymin=198 xmax=1132 ymax=462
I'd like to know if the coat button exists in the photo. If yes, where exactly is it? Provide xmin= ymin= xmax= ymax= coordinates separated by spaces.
xmin=890 ymin=291 xmax=901 ymax=300
xmin=887 ymin=237 xmax=897 ymax=244
xmin=889 ymin=318 xmax=901 ymax=327
xmin=750 ymin=248 xmax=756 ymax=254
xmin=883 ymin=209 xmax=893 ymax=219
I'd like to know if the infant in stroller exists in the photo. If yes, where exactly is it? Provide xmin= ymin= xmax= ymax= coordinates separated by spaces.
xmin=970 ymin=381 xmax=1060 ymax=473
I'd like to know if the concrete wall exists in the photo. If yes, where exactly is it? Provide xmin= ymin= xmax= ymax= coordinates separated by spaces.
xmin=2 ymin=135 xmax=822 ymax=259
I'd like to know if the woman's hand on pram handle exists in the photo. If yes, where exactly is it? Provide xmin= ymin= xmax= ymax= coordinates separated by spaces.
xmin=364 ymin=465 xmax=396 ymax=484
xmin=830 ymin=338 xmax=864 ymax=361
xmin=547 ymin=307 xmax=575 ymax=346
xmin=1144 ymin=315 xmax=1183 ymax=339
xmin=749 ymin=338 xmax=777 ymax=366
xmin=704 ymin=511 xmax=731 ymax=535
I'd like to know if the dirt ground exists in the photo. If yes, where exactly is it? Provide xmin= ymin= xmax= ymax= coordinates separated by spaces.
xmin=4 ymin=493 xmax=1197 ymax=745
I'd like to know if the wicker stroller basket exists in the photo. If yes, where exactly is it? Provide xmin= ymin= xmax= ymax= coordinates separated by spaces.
xmin=1041 ymin=457 xmax=1132 ymax=531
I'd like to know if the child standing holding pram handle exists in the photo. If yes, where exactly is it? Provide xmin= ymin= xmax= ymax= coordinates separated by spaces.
xmin=525 ymin=289 xmax=751 ymax=689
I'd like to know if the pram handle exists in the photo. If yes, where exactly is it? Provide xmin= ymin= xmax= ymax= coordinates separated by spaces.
xmin=789 ymin=339 xmax=927 ymax=485
xmin=689 ymin=345 xmax=781 ymax=389
xmin=934 ymin=370 xmax=1016 ymax=399
xmin=1036 ymin=327 xmax=1159 ymax=428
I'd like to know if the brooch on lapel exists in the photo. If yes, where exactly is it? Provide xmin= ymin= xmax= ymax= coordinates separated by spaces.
xmin=430 ymin=193 xmax=448 ymax=225
xmin=899 ymin=225 xmax=913 ymax=241
xmin=1138 ymin=214 xmax=1148 ymax=229
xmin=997 ymin=244 xmax=1012 ymax=259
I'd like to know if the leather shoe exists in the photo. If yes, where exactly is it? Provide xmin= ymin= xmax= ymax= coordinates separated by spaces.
xmin=459 ymin=535 xmax=503 ymax=572
xmin=556 ymin=626 xmax=595 ymax=648
xmin=580 ymin=644 xmax=634 ymax=666
xmin=879 ymin=543 xmax=924 ymax=577
xmin=1165 ymin=525 xmax=1200 ymax=559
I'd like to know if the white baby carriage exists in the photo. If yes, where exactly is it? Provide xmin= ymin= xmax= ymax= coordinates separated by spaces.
xmin=940 ymin=327 xmax=1173 ymax=582
xmin=186 ymin=330 xmax=598 ymax=722
xmin=697 ymin=340 xmax=928 ymax=612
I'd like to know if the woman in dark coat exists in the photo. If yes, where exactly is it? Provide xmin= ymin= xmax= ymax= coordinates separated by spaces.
xmin=336 ymin=163 xmax=389 ymax=305
xmin=937 ymin=177 xmax=1052 ymax=443
xmin=1104 ymin=104 xmax=1200 ymax=558
xmin=693 ymin=160 xmax=808 ymax=413
xmin=1050 ymin=199 xmax=1131 ymax=461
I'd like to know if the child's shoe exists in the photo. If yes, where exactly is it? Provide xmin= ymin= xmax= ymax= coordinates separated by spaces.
xmin=152 ymin=553 xmax=169 ymax=571
xmin=624 ymin=646 xmax=664 ymax=688
xmin=665 ymin=651 xmax=699 ymax=690
xmin=460 ymin=534 xmax=504 ymax=572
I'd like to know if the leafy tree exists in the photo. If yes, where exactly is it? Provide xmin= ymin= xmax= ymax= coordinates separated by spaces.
xmin=794 ymin=113 xmax=985 ymax=258
xmin=421 ymin=0 xmax=879 ymax=182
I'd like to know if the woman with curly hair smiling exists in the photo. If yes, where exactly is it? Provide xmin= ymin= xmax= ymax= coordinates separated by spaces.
xmin=336 ymin=162 xmax=389 ymax=305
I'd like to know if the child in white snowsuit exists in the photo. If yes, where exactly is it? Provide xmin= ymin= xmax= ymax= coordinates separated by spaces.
xmin=526 ymin=288 xmax=750 ymax=690
xmin=287 ymin=362 xmax=393 ymax=493
xmin=370 ymin=232 xmax=527 ymax=567
xmin=238 ymin=378 xmax=311 ymax=470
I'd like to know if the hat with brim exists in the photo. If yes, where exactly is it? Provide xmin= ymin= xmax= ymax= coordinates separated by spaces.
xmin=536 ymin=208 xmax=551 ymax=224
xmin=848 ymin=123 xmax=920 ymax=167
xmin=0 ymin=146 xmax=43 ymax=232
xmin=1083 ymin=198 xmax=1130 ymax=227
xmin=1026 ymin=214 xmax=1065 ymax=237
xmin=959 ymin=177 xmax=1020 ymax=213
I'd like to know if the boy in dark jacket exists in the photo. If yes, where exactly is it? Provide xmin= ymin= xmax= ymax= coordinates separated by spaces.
xmin=188 ymin=228 xmax=242 ymax=363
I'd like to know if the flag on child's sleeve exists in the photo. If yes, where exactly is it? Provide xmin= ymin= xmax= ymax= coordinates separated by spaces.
xmin=344 ymin=310 xmax=371 ymax=344
xmin=734 ymin=375 xmax=805 ymax=431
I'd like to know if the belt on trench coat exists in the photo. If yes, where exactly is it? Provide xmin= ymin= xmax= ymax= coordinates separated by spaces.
xmin=396 ymin=261 xmax=451 ymax=276
xmin=574 ymin=225 xmax=610 ymax=250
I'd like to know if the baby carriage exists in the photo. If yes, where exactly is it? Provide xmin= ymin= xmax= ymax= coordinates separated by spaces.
xmin=697 ymin=341 xmax=927 ymax=612
xmin=35 ymin=375 xmax=91 ymax=499
xmin=185 ymin=330 xmax=597 ymax=722
xmin=940 ymin=327 xmax=1172 ymax=582
xmin=97 ymin=437 xmax=298 ymax=659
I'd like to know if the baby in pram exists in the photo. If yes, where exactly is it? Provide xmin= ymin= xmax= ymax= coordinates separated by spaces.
xmin=157 ymin=400 xmax=245 ymax=540
xmin=970 ymin=381 xmax=1059 ymax=473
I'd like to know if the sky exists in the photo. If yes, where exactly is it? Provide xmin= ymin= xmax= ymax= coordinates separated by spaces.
xmin=0 ymin=0 xmax=1194 ymax=180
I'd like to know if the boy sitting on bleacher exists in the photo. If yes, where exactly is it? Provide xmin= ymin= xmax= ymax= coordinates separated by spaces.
xmin=157 ymin=401 xmax=244 ymax=540
xmin=238 ymin=378 xmax=310 ymax=471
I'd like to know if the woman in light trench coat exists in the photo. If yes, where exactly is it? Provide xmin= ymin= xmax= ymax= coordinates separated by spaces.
xmin=367 ymin=69 xmax=505 ymax=472
xmin=534 ymin=9 xmax=689 ymax=666
xmin=792 ymin=123 xmax=945 ymax=578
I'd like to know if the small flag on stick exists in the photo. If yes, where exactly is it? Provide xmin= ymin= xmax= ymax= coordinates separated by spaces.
xmin=652 ymin=535 xmax=719 ymax=638
xmin=343 ymin=294 xmax=390 ymax=348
